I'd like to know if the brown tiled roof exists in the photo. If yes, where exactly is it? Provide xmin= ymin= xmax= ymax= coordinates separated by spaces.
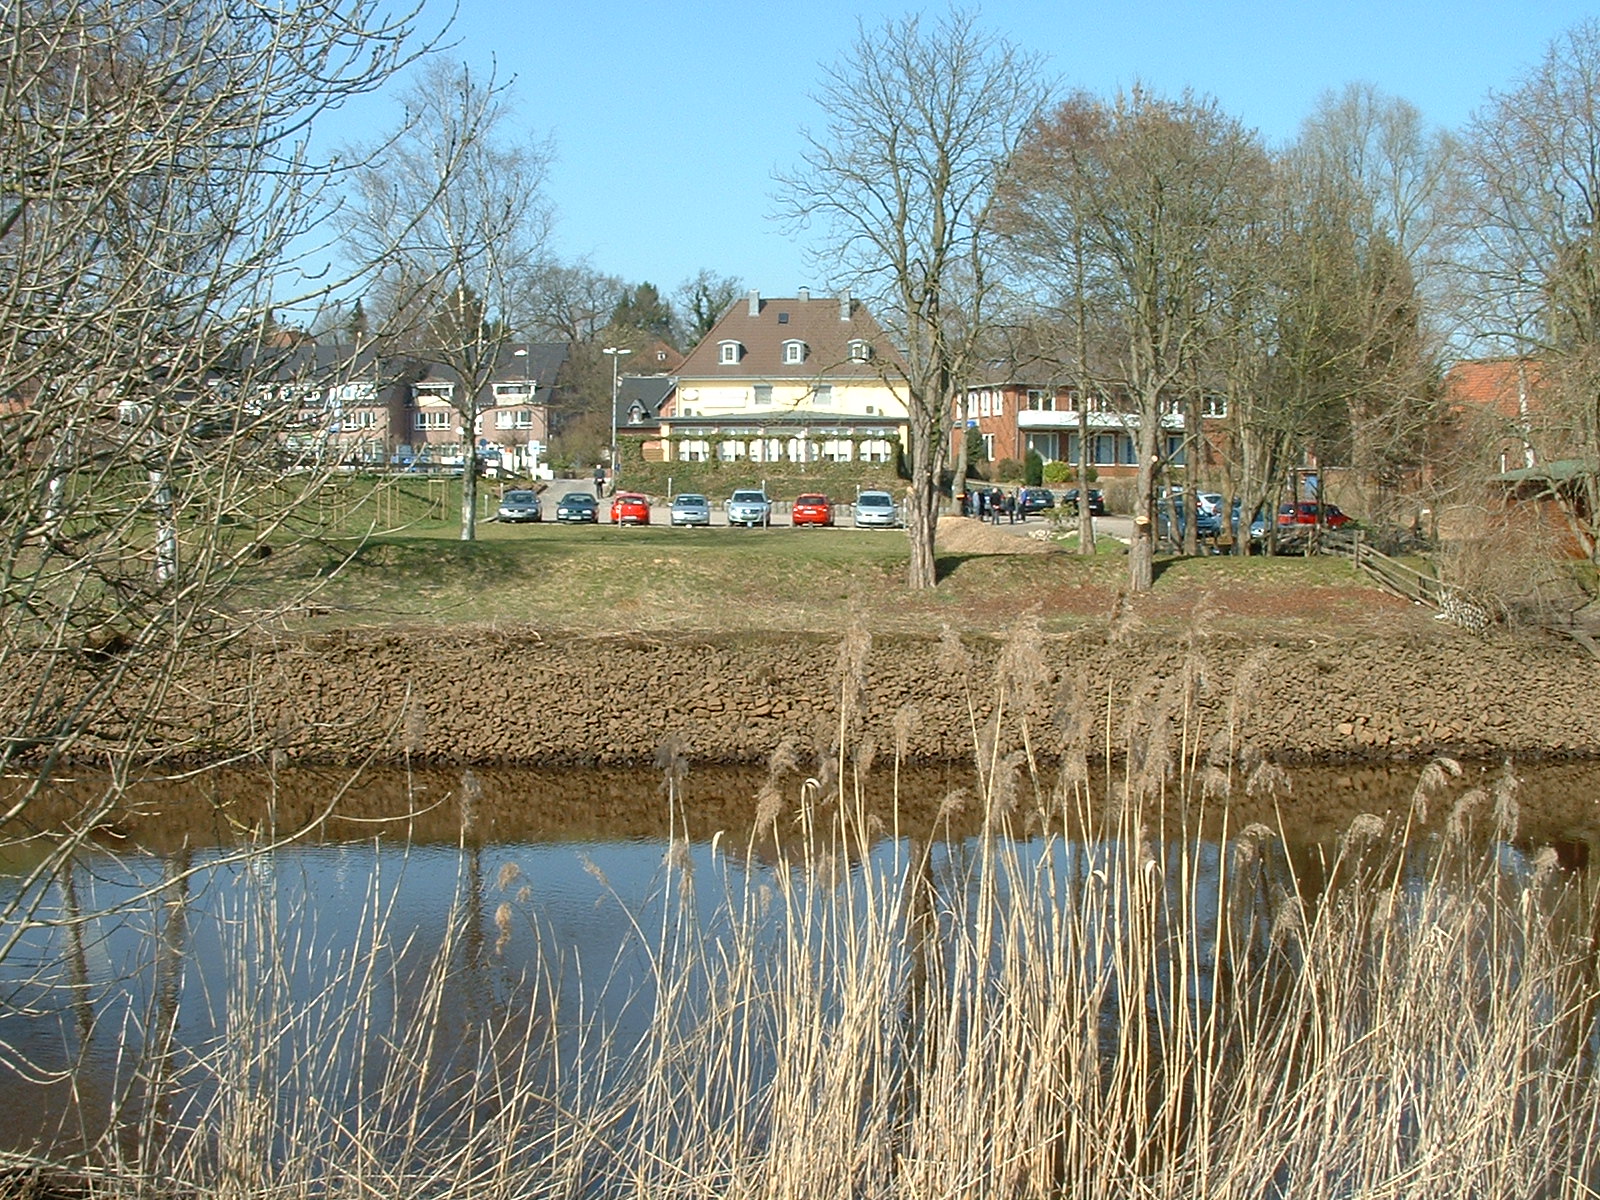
xmin=677 ymin=292 xmax=902 ymax=380
xmin=1444 ymin=359 xmax=1546 ymax=419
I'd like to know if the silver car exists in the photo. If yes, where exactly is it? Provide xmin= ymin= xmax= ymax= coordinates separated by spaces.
xmin=670 ymin=493 xmax=712 ymax=527
xmin=725 ymin=489 xmax=772 ymax=528
xmin=853 ymin=489 xmax=899 ymax=528
xmin=496 ymin=488 xmax=542 ymax=523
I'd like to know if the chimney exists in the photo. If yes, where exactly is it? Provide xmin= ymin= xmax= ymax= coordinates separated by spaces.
xmin=747 ymin=289 xmax=760 ymax=317
xmin=798 ymin=286 xmax=810 ymax=302
xmin=839 ymin=288 xmax=852 ymax=321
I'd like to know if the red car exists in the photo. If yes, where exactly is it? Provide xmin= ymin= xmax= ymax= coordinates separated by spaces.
xmin=791 ymin=493 xmax=834 ymax=527
xmin=1277 ymin=502 xmax=1351 ymax=528
xmin=610 ymin=492 xmax=651 ymax=525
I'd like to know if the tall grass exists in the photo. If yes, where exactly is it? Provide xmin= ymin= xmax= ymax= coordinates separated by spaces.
xmin=5 ymin=637 xmax=1599 ymax=1199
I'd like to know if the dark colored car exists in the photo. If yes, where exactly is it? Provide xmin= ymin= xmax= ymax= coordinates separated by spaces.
xmin=610 ymin=492 xmax=651 ymax=525
xmin=1017 ymin=487 xmax=1056 ymax=516
xmin=1060 ymin=487 xmax=1106 ymax=516
xmin=1159 ymin=494 xmax=1222 ymax=540
xmin=791 ymin=493 xmax=834 ymax=527
xmin=555 ymin=492 xmax=599 ymax=523
xmin=495 ymin=489 xmax=542 ymax=523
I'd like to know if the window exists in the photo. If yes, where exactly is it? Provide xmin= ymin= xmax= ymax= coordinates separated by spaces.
xmin=848 ymin=339 xmax=872 ymax=362
xmin=1026 ymin=389 xmax=1051 ymax=411
xmin=415 ymin=382 xmax=453 ymax=402
xmin=980 ymin=433 xmax=995 ymax=460
xmin=496 ymin=409 xmax=534 ymax=429
xmin=415 ymin=411 xmax=452 ymax=430
xmin=1201 ymin=394 xmax=1228 ymax=418
xmin=1165 ymin=434 xmax=1187 ymax=465
xmin=861 ymin=438 xmax=893 ymax=463
xmin=814 ymin=384 xmax=833 ymax=406
xmin=754 ymin=384 xmax=773 ymax=406
xmin=993 ymin=392 xmax=1004 ymax=416
xmin=493 ymin=382 xmax=533 ymax=402
xmin=677 ymin=439 xmax=710 ymax=462
xmin=719 ymin=440 xmax=743 ymax=462
xmin=823 ymin=439 xmax=854 ymax=463
xmin=718 ymin=340 xmax=742 ymax=365
xmin=782 ymin=340 xmax=807 ymax=365
xmin=979 ymin=393 xmax=991 ymax=418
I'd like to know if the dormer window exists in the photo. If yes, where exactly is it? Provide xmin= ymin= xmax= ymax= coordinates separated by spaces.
xmin=718 ymin=340 xmax=743 ymax=365
xmin=782 ymin=339 xmax=807 ymax=365
xmin=848 ymin=339 xmax=873 ymax=362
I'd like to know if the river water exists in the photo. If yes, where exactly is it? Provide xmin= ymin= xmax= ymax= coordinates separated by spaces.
xmin=1 ymin=758 xmax=1597 ymax=1170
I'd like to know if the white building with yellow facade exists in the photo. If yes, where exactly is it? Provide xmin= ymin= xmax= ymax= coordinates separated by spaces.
xmin=650 ymin=289 xmax=909 ymax=465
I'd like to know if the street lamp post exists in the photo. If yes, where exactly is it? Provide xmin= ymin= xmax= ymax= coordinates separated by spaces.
xmin=601 ymin=345 xmax=631 ymax=491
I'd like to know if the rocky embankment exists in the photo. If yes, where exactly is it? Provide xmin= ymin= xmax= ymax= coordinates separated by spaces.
xmin=107 ymin=623 xmax=1600 ymax=768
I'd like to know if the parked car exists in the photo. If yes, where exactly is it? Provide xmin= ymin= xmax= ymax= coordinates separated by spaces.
xmin=725 ymin=489 xmax=773 ymax=528
xmin=610 ymin=492 xmax=651 ymax=525
xmin=496 ymin=489 xmax=542 ymax=523
xmin=853 ymin=489 xmax=900 ymax=528
xmin=1017 ymin=487 xmax=1056 ymax=516
xmin=1060 ymin=487 xmax=1106 ymax=516
xmin=791 ymin=493 xmax=834 ymax=527
xmin=554 ymin=492 xmax=598 ymax=523
xmin=670 ymin=493 xmax=712 ymax=527
xmin=1278 ymin=501 xmax=1352 ymax=528
xmin=1249 ymin=502 xmax=1352 ymax=546
xmin=1159 ymin=493 xmax=1222 ymax=540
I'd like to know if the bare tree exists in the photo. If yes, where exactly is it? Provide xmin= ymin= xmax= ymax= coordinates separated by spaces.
xmin=1454 ymin=19 xmax=1600 ymax=558
xmin=675 ymin=270 xmax=746 ymax=346
xmin=1001 ymin=89 xmax=1270 ymax=589
xmin=513 ymin=258 xmax=626 ymax=345
xmin=776 ymin=9 xmax=1046 ymax=590
xmin=1292 ymin=86 xmax=1450 ymax=517
xmin=339 ymin=60 xmax=552 ymax=540
xmin=0 ymin=0 xmax=423 ymax=956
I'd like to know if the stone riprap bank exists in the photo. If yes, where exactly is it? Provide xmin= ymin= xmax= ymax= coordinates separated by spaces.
xmin=72 ymin=626 xmax=1600 ymax=767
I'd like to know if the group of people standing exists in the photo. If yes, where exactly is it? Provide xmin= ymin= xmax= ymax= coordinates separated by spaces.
xmin=958 ymin=487 xmax=1019 ymax=524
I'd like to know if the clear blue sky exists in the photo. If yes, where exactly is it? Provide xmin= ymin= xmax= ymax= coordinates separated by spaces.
xmin=317 ymin=0 xmax=1599 ymax=305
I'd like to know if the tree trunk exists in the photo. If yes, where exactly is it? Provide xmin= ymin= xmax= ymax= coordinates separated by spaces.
xmin=1129 ymin=396 xmax=1161 ymax=592
xmin=905 ymin=397 xmax=943 ymax=589
xmin=906 ymin=439 xmax=940 ymax=590
xmin=1077 ymin=403 xmax=1095 ymax=553
xmin=952 ymin=399 xmax=971 ymax=519
xmin=461 ymin=431 xmax=479 ymax=541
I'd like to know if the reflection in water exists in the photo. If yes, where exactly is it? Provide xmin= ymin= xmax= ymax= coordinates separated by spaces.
xmin=1 ymin=760 xmax=1599 ymax=1196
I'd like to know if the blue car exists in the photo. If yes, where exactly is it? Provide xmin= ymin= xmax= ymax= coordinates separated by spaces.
xmin=1158 ymin=492 xmax=1221 ymax=540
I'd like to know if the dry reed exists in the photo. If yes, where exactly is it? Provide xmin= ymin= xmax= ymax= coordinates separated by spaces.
xmin=5 ymin=650 xmax=1600 ymax=1200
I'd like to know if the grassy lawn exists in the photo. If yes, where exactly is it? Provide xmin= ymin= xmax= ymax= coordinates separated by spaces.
xmin=238 ymin=496 xmax=1386 ymax=638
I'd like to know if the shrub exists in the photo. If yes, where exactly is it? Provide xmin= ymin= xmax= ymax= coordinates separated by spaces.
xmin=1042 ymin=461 xmax=1096 ymax=485
xmin=1024 ymin=448 xmax=1044 ymax=486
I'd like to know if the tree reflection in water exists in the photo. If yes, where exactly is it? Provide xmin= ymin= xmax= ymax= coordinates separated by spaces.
xmin=1 ymin=759 xmax=1599 ymax=1198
